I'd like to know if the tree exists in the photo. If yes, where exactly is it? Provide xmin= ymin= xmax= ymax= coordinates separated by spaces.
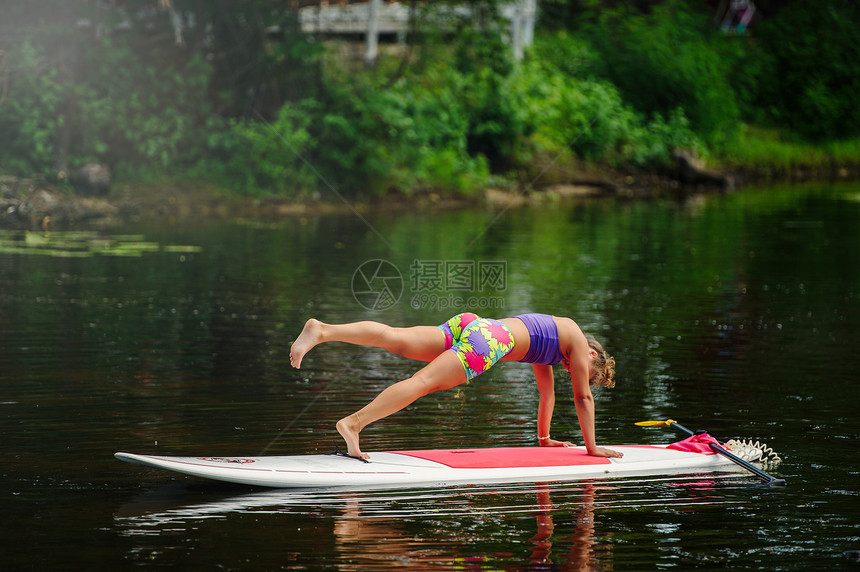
xmin=0 ymin=1 xmax=322 ymax=176
xmin=752 ymin=0 xmax=860 ymax=140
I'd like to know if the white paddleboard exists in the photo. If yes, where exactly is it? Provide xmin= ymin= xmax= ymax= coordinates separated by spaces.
xmin=115 ymin=444 xmax=742 ymax=489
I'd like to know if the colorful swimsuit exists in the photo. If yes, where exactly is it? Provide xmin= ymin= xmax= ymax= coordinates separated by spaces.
xmin=438 ymin=312 xmax=515 ymax=380
xmin=514 ymin=313 xmax=565 ymax=366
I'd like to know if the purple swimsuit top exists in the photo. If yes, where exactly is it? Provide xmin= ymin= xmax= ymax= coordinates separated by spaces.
xmin=515 ymin=313 xmax=565 ymax=366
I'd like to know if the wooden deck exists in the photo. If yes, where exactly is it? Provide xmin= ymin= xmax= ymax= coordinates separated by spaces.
xmin=298 ymin=1 xmax=537 ymax=39
xmin=298 ymin=0 xmax=537 ymax=60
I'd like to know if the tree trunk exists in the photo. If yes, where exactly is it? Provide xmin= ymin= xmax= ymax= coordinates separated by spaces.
xmin=364 ymin=0 xmax=382 ymax=67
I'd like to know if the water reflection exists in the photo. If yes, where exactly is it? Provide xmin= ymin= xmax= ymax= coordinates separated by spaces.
xmin=529 ymin=483 xmax=603 ymax=569
xmin=114 ymin=474 xmax=748 ymax=569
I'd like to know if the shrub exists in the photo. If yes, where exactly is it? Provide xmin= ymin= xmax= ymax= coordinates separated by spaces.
xmin=751 ymin=2 xmax=860 ymax=141
xmin=577 ymin=0 xmax=739 ymax=149
xmin=306 ymin=56 xmax=494 ymax=197
xmin=0 ymin=41 xmax=60 ymax=174
xmin=513 ymin=33 xmax=702 ymax=168
xmin=0 ymin=31 xmax=215 ymax=178
xmin=191 ymin=103 xmax=318 ymax=196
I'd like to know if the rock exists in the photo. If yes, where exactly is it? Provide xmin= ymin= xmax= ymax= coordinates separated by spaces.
xmin=70 ymin=163 xmax=111 ymax=196
xmin=672 ymin=149 xmax=732 ymax=189
xmin=0 ymin=174 xmax=120 ymax=229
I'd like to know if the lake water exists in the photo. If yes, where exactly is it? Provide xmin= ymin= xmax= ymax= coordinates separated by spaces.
xmin=1 ymin=183 xmax=858 ymax=570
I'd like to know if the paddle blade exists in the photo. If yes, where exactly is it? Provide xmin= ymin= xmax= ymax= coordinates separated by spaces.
xmin=635 ymin=419 xmax=676 ymax=427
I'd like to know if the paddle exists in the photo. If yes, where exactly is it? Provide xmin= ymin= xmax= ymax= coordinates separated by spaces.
xmin=636 ymin=419 xmax=786 ymax=487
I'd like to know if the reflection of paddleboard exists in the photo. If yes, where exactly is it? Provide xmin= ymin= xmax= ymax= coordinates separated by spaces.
xmin=115 ymin=444 xmax=740 ymax=489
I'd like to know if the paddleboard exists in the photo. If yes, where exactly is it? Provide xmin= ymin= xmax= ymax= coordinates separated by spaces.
xmin=115 ymin=443 xmax=742 ymax=489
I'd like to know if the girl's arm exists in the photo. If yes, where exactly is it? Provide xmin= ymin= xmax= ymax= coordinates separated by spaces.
xmin=568 ymin=354 xmax=622 ymax=458
xmin=533 ymin=364 xmax=574 ymax=447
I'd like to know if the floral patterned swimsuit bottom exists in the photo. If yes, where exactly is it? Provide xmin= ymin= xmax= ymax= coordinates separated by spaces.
xmin=438 ymin=312 xmax=516 ymax=380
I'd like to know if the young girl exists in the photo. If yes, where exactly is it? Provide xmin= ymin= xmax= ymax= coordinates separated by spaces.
xmin=290 ymin=312 xmax=621 ymax=460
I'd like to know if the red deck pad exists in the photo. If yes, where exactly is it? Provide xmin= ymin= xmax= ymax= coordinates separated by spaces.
xmin=390 ymin=447 xmax=613 ymax=469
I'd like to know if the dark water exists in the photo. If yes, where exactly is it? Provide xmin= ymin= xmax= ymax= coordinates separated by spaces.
xmin=1 ymin=183 xmax=858 ymax=570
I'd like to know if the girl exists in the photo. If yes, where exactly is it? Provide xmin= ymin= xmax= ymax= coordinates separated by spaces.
xmin=290 ymin=312 xmax=620 ymax=460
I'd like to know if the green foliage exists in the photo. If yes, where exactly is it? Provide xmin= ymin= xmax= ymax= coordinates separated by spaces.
xmin=532 ymin=30 xmax=601 ymax=78
xmin=80 ymin=38 xmax=214 ymax=170
xmin=577 ymin=0 xmax=739 ymax=149
xmin=199 ymin=2 xmax=323 ymax=117
xmin=311 ymin=64 xmax=491 ymax=196
xmin=0 ymin=40 xmax=66 ymax=174
xmin=751 ymin=1 xmax=860 ymax=141
xmin=514 ymin=32 xmax=702 ymax=168
xmin=0 ymin=21 xmax=215 ymax=177
xmin=448 ymin=25 xmax=531 ymax=173
xmin=718 ymin=125 xmax=860 ymax=172
xmin=2 ymin=0 xmax=859 ymax=198
xmin=0 ymin=1 xmax=322 ymax=185
xmin=191 ymin=103 xmax=319 ymax=196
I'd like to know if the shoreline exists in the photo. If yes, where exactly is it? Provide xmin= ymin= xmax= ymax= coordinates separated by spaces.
xmin=2 ymin=162 xmax=858 ymax=231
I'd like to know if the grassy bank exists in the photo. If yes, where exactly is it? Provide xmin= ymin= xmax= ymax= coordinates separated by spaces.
xmin=717 ymin=126 xmax=860 ymax=178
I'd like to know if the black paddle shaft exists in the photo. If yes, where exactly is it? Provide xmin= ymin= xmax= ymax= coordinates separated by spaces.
xmin=667 ymin=421 xmax=786 ymax=487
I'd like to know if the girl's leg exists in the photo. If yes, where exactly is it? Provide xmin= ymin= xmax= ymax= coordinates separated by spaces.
xmin=290 ymin=318 xmax=446 ymax=368
xmin=336 ymin=351 xmax=467 ymax=459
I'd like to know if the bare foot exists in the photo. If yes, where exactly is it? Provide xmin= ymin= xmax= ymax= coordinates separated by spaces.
xmin=336 ymin=415 xmax=369 ymax=460
xmin=290 ymin=319 xmax=323 ymax=369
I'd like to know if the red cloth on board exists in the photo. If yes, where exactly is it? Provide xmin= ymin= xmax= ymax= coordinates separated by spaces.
xmin=667 ymin=434 xmax=722 ymax=455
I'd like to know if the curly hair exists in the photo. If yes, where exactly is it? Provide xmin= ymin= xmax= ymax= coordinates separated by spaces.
xmin=585 ymin=334 xmax=616 ymax=388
